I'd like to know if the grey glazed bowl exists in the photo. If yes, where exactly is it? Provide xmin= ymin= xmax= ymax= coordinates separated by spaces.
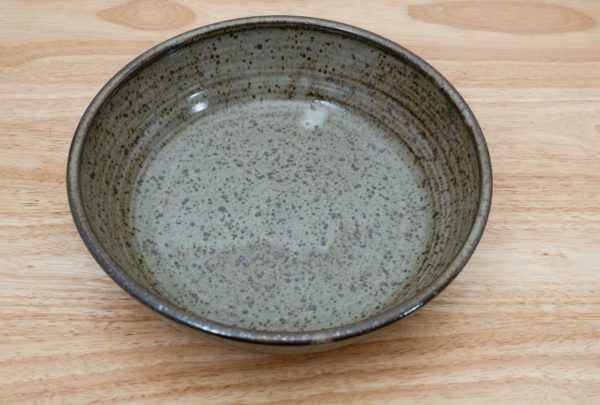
xmin=68 ymin=16 xmax=491 ymax=353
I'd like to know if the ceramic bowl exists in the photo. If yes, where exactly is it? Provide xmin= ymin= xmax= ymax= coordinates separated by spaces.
xmin=67 ymin=16 xmax=491 ymax=353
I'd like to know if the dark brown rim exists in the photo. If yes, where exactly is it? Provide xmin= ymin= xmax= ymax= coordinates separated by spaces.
xmin=67 ymin=16 xmax=492 ymax=347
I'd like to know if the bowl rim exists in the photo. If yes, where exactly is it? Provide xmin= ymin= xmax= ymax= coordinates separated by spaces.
xmin=67 ymin=15 xmax=492 ymax=347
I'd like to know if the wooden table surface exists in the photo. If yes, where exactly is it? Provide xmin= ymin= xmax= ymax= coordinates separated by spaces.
xmin=2 ymin=0 xmax=599 ymax=403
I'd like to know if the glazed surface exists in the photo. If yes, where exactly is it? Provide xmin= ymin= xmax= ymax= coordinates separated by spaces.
xmin=79 ymin=23 xmax=481 ymax=332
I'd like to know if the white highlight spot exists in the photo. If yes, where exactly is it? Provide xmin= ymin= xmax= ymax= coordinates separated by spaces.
xmin=299 ymin=99 xmax=345 ymax=130
xmin=300 ymin=103 xmax=328 ymax=129
xmin=187 ymin=91 xmax=209 ymax=114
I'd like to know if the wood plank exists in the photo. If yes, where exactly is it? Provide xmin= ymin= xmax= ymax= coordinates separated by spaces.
xmin=1 ymin=0 xmax=599 ymax=403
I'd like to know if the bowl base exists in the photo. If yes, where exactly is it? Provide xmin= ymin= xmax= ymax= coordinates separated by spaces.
xmin=129 ymin=97 xmax=435 ymax=332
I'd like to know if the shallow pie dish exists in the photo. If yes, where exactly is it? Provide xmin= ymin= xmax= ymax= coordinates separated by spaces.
xmin=67 ymin=16 xmax=492 ymax=353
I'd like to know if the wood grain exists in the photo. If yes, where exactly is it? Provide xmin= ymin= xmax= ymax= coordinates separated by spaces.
xmin=1 ymin=0 xmax=600 ymax=403
xmin=408 ymin=1 xmax=595 ymax=34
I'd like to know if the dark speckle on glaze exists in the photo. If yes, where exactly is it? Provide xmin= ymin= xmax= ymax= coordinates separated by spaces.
xmin=71 ymin=17 xmax=491 ymax=343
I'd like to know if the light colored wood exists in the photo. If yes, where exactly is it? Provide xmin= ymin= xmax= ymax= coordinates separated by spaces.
xmin=1 ymin=0 xmax=600 ymax=403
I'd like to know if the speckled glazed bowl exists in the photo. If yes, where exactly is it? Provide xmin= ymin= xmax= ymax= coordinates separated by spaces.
xmin=68 ymin=16 xmax=491 ymax=353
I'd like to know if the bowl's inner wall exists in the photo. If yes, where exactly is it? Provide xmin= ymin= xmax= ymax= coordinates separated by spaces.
xmin=79 ymin=23 xmax=481 ymax=332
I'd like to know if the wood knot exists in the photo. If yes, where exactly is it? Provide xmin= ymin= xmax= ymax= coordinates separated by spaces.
xmin=98 ymin=0 xmax=195 ymax=31
xmin=408 ymin=1 xmax=595 ymax=35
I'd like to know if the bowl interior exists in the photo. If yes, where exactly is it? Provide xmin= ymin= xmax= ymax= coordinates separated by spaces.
xmin=77 ymin=21 xmax=482 ymax=333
